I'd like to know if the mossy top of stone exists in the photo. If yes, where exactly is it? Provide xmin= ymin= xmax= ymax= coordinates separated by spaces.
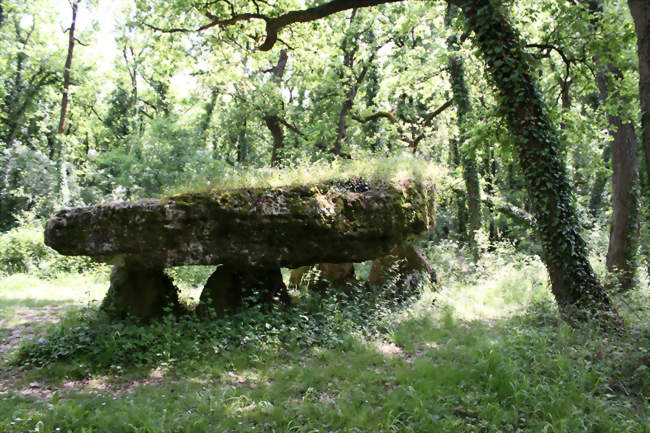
xmin=166 ymin=155 xmax=446 ymax=196
xmin=45 ymin=160 xmax=443 ymax=269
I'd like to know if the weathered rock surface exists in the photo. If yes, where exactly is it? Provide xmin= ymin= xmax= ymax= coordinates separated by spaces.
xmin=44 ymin=179 xmax=435 ymax=269
xmin=368 ymin=244 xmax=436 ymax=298
xmin=289 ymin=263 xmax=356 ymax=293
xmin=101 ymin=266 xmax=181 ymax=320
xmin=195 ymin=265 xmax=289 ymax=318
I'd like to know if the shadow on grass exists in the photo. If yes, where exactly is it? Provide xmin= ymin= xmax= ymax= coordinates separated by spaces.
xmin=2 ymin=296 xmax=648 ymax=433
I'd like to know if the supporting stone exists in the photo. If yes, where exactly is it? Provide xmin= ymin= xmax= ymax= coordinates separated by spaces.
xmin=101 ymin=265 xmax=180 ymax=321
xmin=289 ymin=263 xmax=357 ymax=294
xmin=368 ymin=245 xmax=436 ymax=299
xmin=196 ymin=265 xmax=289 ymax=319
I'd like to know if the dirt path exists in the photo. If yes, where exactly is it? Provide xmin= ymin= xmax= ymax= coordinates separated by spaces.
xmin=0 ymin=306 xmax=170 ymax=400
xmin=0 ymin=306 xmax=65 ymax=399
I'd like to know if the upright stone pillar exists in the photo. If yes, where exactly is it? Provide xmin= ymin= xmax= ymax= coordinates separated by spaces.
xmin=101 ymin=265 xmax=180 ymax=321
xmin=196 ymin=265 xmax=289 ymax=319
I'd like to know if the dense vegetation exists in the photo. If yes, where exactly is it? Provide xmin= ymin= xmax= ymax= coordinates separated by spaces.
xmin=0 ymin=0 xmax=648 ymax=431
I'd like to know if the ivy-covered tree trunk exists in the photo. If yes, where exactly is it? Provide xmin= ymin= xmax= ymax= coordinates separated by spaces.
xmin=200 ymin=87 xmax=218 ymax=145
xmin=449 ymin=57 xmax=481 ymax=261
xmin=452 ymin=0 xmax=617 ymax=321
xmin=236 ymin=124 xmax=248 ymax=164
xmin=447 ymin=5 xmax=481 ymax=261
xmin=588 ymin=145 xmax=610 ymax=219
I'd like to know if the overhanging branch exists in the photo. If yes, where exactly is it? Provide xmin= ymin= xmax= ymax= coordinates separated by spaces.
xmin=145 ymin=0 xmax=402 ymax=51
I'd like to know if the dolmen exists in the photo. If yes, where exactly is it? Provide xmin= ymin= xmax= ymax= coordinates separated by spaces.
xmin=45 ymin=177 xmax=436 ymax=321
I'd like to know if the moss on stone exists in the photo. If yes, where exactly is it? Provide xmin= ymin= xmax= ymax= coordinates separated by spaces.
xmin=46 ymin=175 xmax=437 ymax=269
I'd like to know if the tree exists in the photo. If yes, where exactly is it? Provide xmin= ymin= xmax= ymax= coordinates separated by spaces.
xmin=58 ymin=0 xmax=81 ymax=135
xmin=627 ymin=0 xmax=649 ymax=188
xmin=581 ymin=0 xmax=640 ymax=292
xmin=446 ymin=4 xmax=481 ymax=261
xmin=265 ymin=49 xmax=289 ymax=165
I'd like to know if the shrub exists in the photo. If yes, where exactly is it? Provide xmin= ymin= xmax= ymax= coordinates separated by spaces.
xmin=0 ymin=223 xmax=105 ymax=278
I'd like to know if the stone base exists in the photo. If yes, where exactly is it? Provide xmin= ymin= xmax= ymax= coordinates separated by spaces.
xmin=368 ymin=245 xmax=436 ymax=298
xmin=289 ymin=263 xmax=356 ymax=294
xmin=196 ymin=265 xmax=289 ymax=319
xmin=101 ymin=265 xmax=180 ymax=321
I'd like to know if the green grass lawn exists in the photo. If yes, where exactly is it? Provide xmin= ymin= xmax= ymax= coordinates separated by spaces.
xmin=0 ymin=244 xmax=648 ymax=433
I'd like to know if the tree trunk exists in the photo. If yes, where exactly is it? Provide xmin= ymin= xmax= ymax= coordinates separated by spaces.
xmin=266 ymin=115 xmax=284 ymax=166
xmin=605 ymin=117 xmax=640 ymax=291
xmin=58 ymin=1 xmax=79 ymax=135
xmin=265 ymin=50 xmax=289 ymax=166
xmin=483 ymin=147 xmax=498 ymax=245
xmin=586 ymin=0 xmax=641 ymax=292
xmin=236 ymin=125 xmax=248 ymax=164
xmin=333 ymin=10 xmax=361 ymax=157
xmin=449 ymin=55 xmax=481 ymax=261
xmin=627 ymin=0 xmax=650 ymax=188
xmin=588 ymin=145 xmax=611 ymax=219
xmin=447 ymin=8 xmax=481 ymax=260
xmin=200 ymin=87 xmax=219 ymax=146
xmin=334 ymin=99 xmax=353 ymax=156
xmin=597 ymin=64 xmax=640 ymax=292
xmin=449 ymin=137 xmax=468 ymax=237
xmin=452 ymin=0 xmax=617 ymax=323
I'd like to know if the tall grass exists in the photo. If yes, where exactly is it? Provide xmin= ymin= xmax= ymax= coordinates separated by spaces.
xmin=167 ymin=154 xmax=449 ymax=195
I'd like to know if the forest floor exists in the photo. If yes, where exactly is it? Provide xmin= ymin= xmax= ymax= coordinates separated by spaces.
xmin=0 ymin=243 xmax=648 ymax=433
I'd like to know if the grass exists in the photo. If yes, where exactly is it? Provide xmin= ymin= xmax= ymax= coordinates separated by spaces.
xmin=0 ymin=243 xmax=648 ymax=433
xmin=0 ymin=272 xmax=108 ymax=328
xmin=166 ymin=154 xmax=450 ymax=196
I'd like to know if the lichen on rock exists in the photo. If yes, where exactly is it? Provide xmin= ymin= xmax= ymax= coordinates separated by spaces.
xmin=45 ymin=178 xmax=437 ymax=269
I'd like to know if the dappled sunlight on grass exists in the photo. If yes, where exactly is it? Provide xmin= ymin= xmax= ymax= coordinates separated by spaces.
xmin=0 ymin=272 xmax=108 ymax=303
xmin=0 ymin=273 xmax=108 ymax=329
xmin=424 ymin=240 xmax=551 ymax=321
xmin=4 ymin=296 xmax=647 ymax=432
xmin=0 ymin=248 xmax=648 ymax=432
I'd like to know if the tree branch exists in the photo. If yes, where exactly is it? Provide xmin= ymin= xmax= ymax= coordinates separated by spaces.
xmin=351 ymin=110 xmax=398 ymax=123
xmin=145 ymin=0 xmax=402 ymax=51
xmin=422 ymin=98 xmax=454 ymax=124
xmin=484 ymin=197 xmax=537 ymax=229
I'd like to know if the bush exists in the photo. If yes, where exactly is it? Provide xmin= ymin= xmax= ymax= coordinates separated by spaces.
xmin=0 ymin=143 xmax=59 ymax=231
xmin=0 ymin=223 xmax=105 ymax=278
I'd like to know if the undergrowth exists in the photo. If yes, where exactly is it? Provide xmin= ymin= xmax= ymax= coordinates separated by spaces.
xmin=2 ymin=241 xmax=648 ymax=433
xmin=13 ymin=282 xmax=421 ymax=377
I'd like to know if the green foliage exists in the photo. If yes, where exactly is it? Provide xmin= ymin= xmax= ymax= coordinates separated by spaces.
xmin=14 ymin=281 xmax=425 ymax=374
xmin=0 ymin=144 xmax=61 ymax=230
xmin=0 ymin=223 xmax=105 ymax=278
